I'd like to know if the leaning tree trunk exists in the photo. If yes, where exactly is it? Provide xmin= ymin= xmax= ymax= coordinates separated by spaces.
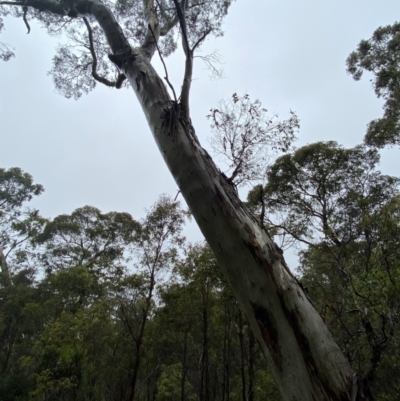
xmin=123 ymin=54 xmax=360 ymax=401
xmin=17 ymin=1 xmax=365 ymax=399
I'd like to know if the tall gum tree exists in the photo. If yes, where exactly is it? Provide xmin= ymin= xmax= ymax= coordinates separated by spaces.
xmin=0 ymin=1 xmax=363 ymax=399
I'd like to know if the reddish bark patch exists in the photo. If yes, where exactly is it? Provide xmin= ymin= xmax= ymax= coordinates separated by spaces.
xmin=251 ymin=302 xmax=282 ymax=371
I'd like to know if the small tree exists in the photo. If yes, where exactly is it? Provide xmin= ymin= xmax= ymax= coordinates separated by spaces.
xmin=208 ymin=93 xmax=298 ymax=187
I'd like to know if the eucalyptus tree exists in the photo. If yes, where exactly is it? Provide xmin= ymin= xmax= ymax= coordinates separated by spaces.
xmin=249 ymin=142 xmax=399 ymax=247
xmin=0 ymin=167 xmax=44 ymax=287
xmin=0 ymin=1 xmax=361 ymax=399
xmin=347 ymin=22 xmax=400 ymax=148
xmin=36 ymin=205 xmax=140 ymax=276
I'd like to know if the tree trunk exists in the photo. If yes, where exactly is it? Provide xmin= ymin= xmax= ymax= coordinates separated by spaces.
xmin=237 ymin=309 xmax=246 ymax=401
xmin=200 ymin=281 xmax=210 ymax=401
xmin=247 ymin=327 xmax=255 ymax=401
xmin=122 ymin=53 xmax=362 ymax=401
xmin=222 ymin=302 xmax=231 ymax=401
xmin=180 ymin=328 xmax=188 ymax=401
xmin=127 ymin=273 xmax=155 ymax=401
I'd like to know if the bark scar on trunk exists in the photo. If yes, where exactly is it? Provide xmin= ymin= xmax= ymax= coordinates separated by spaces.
xmin=251 ymin=302 xmax=282 ymax=371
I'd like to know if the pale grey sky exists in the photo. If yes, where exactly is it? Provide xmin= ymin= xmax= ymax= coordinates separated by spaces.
xmin=1 ymin=1 xmax=399 ymax=269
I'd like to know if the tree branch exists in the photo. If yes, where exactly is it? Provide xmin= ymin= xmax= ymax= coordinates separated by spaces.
xmin=141 ymin=0 xmax=160 ymax=60
xmin=172 ymin=0 xmax=192 ymax=117
xmin=155 ymin=0 xmax=169 ymax=22
xmin=172 ymin=0 xmax=189 ymax=57
xmin=82 ymin=17 xmax=125 ymax=88
xmin=22 ymin=4 xmax=31 ymax=33
xmin=159 ymin=13 xmax=178 ymax=36
xmin=4 ymin=0 xmax=130 ymax=54
xmin=192 ymin=28 xmax=212 ymax=52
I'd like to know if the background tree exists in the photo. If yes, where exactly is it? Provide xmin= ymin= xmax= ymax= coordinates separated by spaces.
xmin=0 ymin=168 xmax=284 ymax=400
xmin=347 ymin=22 xmax=400 ymax=148
xmin=248 ymin=141 xmax=399 ymax=247
xmin=0 ymin=167 xmax=44 ymax=287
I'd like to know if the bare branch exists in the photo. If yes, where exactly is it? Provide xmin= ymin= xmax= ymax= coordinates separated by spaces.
xmin=0 ymin=1 xmax=24 ymax=5
xmin=22 ymin=5 xmax=31 ymax=33
xmin=82 ymin=17 xmax=123 ymax=88
xmin=195 ymin=51 xmax=225 ymax=80
xmin=192 ymin=28 xmax=211 ymax=52
xmin=271 ymin=224 xmax=315 ymax=248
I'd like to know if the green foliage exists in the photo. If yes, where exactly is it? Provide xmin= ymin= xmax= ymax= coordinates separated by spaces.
xmin=0 ymin=0 xmax=235 ymax=98
xmin=248 ymin=141 xmax=399 ymax=248
xmin=155 ymin=364 xmax=195 ymax=401
xmin=5 ymin=155 xmax=397 ymax=400
xmin=347 ymin=22 xmax=400 ymax=148
xmin=0 ymin=167 xmax=43 ymax=213
xmin=36 ymin=205 xmax=140 ymax=274
xmin=0 ymin=167 xmax=45 ymax=285
xmin=0 ymin=166 xmax=287 ymax=400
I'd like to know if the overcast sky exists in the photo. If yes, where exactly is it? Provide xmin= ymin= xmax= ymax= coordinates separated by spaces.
xmin=1 ymin=0 xmax=399 ymax=269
